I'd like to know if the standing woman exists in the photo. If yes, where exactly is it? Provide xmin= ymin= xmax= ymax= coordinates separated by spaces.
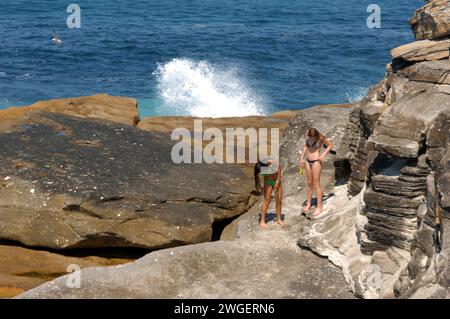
xmin=299 ymin=128 xmax=333 ymax=217
xmin=254 ymin=159 xmax=283 ymax=228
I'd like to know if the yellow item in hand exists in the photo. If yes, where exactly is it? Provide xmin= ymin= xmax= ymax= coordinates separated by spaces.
xmin=299 ymin=167 xmax=305 ymax=175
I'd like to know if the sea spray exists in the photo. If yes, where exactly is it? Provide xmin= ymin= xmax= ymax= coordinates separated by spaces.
xmin=344 ymin=86 xmax=369 ymax=103
xmin=153 ymin=58 xmax=266 ymax=118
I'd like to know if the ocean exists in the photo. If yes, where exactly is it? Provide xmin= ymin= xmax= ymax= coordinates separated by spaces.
xmin=0 ymin=0 xmax=423 ymax=118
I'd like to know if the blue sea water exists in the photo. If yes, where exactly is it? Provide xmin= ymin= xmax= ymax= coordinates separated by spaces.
xmin=0 ymin=0 xmax=423 ymax=118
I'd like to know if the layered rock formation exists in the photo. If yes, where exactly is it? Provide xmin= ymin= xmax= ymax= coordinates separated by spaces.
xmin=409 ymin=0 xmax=450 ymax=40
xmin=292 ymin=0 xmax=450 ymax=298
xmin=357 ymin=0 xmax=449 ymax=263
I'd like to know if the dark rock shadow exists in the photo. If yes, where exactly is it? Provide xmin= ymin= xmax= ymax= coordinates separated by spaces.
xmin=300 ymin=193 xmax=336 ymax=217
xmin=301 ymin=193 xmax=335 ymax=208
xmin=258 ymin=211 xmax=285 ymax=223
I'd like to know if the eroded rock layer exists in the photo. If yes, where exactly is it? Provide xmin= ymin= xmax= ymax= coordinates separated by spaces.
xmin=312 ymin=0 xmax=450 ymax=298
xmin=0 ymin=111 xmax=256 ymax=250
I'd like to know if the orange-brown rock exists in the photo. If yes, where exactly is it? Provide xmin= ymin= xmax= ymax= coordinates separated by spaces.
xmin=0 ymin=94 xmax=139 ymax=130
xmin=0 ymin=244 xmax=131 ymax=298
xmin=409 ymin=0 xmax=450 ymax=40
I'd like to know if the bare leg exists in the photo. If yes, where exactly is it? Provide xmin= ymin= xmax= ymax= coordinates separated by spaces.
xmin=276 ymin=183 xmax=283 ymax=225
xmin=303 ymin=162 xmax=314 ymax=212
xmin=260 ymin=184 xmax=273 ymax=228
xmin=311 ymin=161 xmax=323 ymax=216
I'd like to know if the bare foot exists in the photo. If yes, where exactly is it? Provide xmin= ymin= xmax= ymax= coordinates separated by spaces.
xmin=260 ymin=222 xmax=268 ymax=229
xmin=310 ymin=207 xmax=323 ymax=218
xmin=276 ymin=220 xmax=283 ymax=226
xmin=302 ymin=204 xmax=311 ymax=212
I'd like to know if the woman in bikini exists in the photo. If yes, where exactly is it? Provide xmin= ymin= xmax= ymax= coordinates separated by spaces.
xmin=300 ymin=128 xmax=333 ymax=217
xmin=254 ymin=159 xmax=283 ymax=228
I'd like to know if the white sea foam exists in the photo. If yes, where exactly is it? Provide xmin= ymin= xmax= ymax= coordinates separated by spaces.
xmin=344 ymin=86 xmax=369 ymax=103
xmin=153 ymin=58 xmax=266 ymax=117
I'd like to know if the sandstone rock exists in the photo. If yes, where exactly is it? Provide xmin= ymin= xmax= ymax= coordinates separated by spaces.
xmin=426 ymin=172 xmax=438 ymax=221
xmin=273 ymin=0 xmax=450 ymax=299
xmin=283 ymin=180 xmax=411 ymax=299
xmin=391 ymin=39 xmax=450 ymax=62
xmin=294 ymin=186 xmax=373 ymax=297
xmin=371 ymin=174 xmax=426 ymax=198
xmin=362 ymin=158 xmax=425 ymax=252
xmin=369 ymin=89 xmax=450 ymax=158
xmin=336 ymin=81 xmax=389 ymax=196
xmin=427 ymin=114 xmax=449 ymax=148
xmin=438 ymin=172 xmax=450 ymax=209
xmin=0 ymin=244 xmax=131 ymax=298
xmin=400 ymin=165 xmax=430 ymax=177
xmin=371 ymin=247 xmax=411 ymax=298
xmin=8 ymin=1 xmax=450 ymax=300
xmin=279 ymin=104 xmax=353 ymax=199
xmin=395 ymin=218 xmax=449 ymax=298
xmin=385 ymin=76 xmax=433 ymax=106
xmin=357 ymin=31 xmax=450 ymax=298
xmin=224 ymin=104 xmax=353 ymax=240
xmin=16 ymin=223 xmax=354 ymax=299
xmin=409 ymin=0 xmax=450 ymax=40
xmin=137 ymin=115 xmax=293 ymax=134
xmin=360 ymin=80 xmax=390 ymax=133
xmin=364 ymin=188 xmax=420 ymax=214
xmin=0 ymin=111 xmax=255 ymax=250
xmin=137 ymin=114 xmax=294 ymax=163
xmin=218 ymin=105 xmax=360 ymax=298
xmin=369 ymin=134 xmax=421 ymax=159
xmin=409 ymin=283 xmax=449 ymax=298
xmin=0 ymin=94 xmax=139 ymax=128
xmin=426 ymin=114 xmax=450 ymax=172
xmin=398 ymin=60 xmax=450 ymax=85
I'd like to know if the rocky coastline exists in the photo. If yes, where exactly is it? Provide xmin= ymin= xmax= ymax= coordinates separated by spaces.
xmin=0 ymin=0 xmax=448 ymax=299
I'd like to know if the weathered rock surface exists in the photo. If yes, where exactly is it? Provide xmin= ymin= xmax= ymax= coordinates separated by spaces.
xmin=279 ymin=0 xmax=450 ymax=299
xmin=137 ymin=114 xmax=292 ymax=134
xmin=16 ymin=104 xmax=355 ymax=299
xmin=0 ymin=111 xmax=256 ymax=250
xmin=0 ymin=244 xmax=131 ymax=298
xmin=17 ymin=233 xmax=353 ymax=299
xmin=335 ymin=82 xmax=387 ymax=196
xmin=279 ymin=104 xmax=353 ymax=200
xmin=137 ymin=113 xmax=294 ymax=163
xmin=397 ymin=60 xmax=450 ymax=84
xmin=394 ymin=215 xmax=450 ymax=299
xmin=368 ymin=88 xmax=450 ymax=158
xmin=223 ymin=104 xmax=353 ymax=241
xmin=10 ymin=1 xmax=450 ymax=300
xmin=1 ymin=94 xmax=139 ymax=128
xmin=409 ymin=0 xmax=450 ymax=40
xmin=391 ymin=39 xmax=450 ymax=62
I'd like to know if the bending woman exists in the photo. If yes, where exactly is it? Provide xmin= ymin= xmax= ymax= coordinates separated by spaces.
xmin=300 ymin=128 xmax=333 ymax=217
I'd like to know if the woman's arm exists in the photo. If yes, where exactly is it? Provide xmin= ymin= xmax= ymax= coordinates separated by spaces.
xmin=319 ymin=137 xmax=333 ymax=162
xmin=300 ymin=144 xmax=307 ymax=166
xmin=275 ymin=162 xmax=282 ymax=188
